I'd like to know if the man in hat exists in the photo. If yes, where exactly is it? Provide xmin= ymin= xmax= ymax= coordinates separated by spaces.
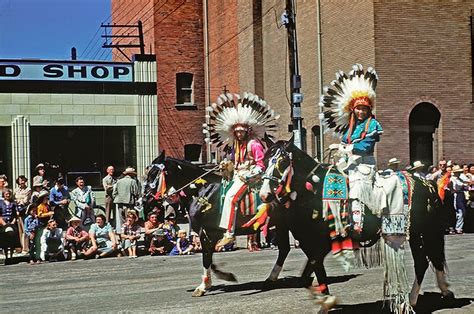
xmin=65 ymin=216 xmax=89 ymax=260
xmin=102 ymin=165 xmax=116 ymax=223
xmin=70 ymin=176 xmax=95 ymax=231
xmin=408 ymin=160 xmax=425 ymax=179
xmin=387 ymin=158 xmax=401 ymax=172
xmin=149 ymin=228 xmax=173 ymax=255
xmin=113 ymin=167 xmax=140 ymax=233
xmin=162 ymin=186 xmax=186 ymax=223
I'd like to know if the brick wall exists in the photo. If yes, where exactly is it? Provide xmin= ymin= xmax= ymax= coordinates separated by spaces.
xmin=112 ymin=0 xmax=206 ymax=159
xmin=374 ymin=0 xmax=474 ymax=166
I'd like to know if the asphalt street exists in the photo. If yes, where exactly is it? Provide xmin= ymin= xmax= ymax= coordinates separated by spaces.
xmin=1 ymin=234 xmax=474 ymax=313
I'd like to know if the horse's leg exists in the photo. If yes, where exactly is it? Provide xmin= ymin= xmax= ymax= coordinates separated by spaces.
xmin=409 ymin=233 xmax=429 ymax=306
xmin=192 ymin=233 xmax=214 ymax=297
xmin=266 ymin=226 xmax=290 ymax=282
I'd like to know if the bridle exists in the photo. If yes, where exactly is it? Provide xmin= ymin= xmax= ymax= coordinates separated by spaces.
xmin=262 ymin=147 xmax=294 ymax=205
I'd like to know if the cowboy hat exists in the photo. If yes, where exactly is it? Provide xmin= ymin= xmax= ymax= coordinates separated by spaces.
xmin=451 ymin=165 xmax=463 ymax=173
xmin=410 ymin=160 xmax=424 ymax=171
xmin=126 ymin=209 xmax=138 ymax=220
xmin=387 ymin=158 xmax=401 ymax=165
xmin=123 ymin=167 xmax=137 ymax=175
xmin=68 ymin=216 xmax=82 ymax=224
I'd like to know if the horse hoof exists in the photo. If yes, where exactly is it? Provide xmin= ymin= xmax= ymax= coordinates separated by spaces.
xmin=323 ymin=295 xmax=337 ymax=309
xmin=441 ymin=290 xmax=454 ymax=299
xmin=192 ymin=288 xmax=206 ymax=297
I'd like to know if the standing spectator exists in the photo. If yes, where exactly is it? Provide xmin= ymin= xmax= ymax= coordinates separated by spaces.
xmin=120 ymin=210 xmax=141 ymax=258
xmin=49 ymin=178 xmax=70 ymax=230
xmin=30 ymin=177 xmax=45 ymax=205
xmin=40 ymin=219 xmax=64 ymax=262
xmin=36 ymin=190 xmax=54 ymax=259
xmin=85 ymin=214 xmax=118 ymax=258
xmin=149 ymin=228 xmax=173 ymax=256
xmin=169 ymin=230 xmax=194 ymax=255
xmin=408 ymin=160 xmax=426 ymax=179
xmin=113 ymin=167 xmax=140 ymax=233
xmin=24 ymin=205 xmax=39 ymax=264
xmin=428 ymin=159 xmax=447 ymax=182
xmin=14 ymin=175 xmax=31 ymax=217
xmin=102 ymin=165 xmax=116 ymax=223
xmin=33 ymin=163 xmax=49 ymax=190
xmin=451 ymin=165 xmax=468 ymax=234
xmin=14 ymin=176 xmax=31 ymax=253
xmin=0 ymin=189 xmax=21 ymax=250
xmin=0 ymin=174 xmax=8 ymax=199
xmin=71 ymin=176 xmax=95 ymax=230
xmin=65 ymin=216 xmax=89 ymax=260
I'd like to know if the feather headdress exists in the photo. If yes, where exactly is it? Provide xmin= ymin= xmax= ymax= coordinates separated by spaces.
xmin=319 ymin=64 xmax=378 ymax=136
xmin=203 ymin=92 xmax=280 ymax=148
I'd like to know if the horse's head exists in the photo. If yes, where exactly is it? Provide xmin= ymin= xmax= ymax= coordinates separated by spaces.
xmin=260 ymin=139 xmax=325 ymax=206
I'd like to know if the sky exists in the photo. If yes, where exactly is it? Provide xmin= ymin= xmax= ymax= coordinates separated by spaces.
xmin=0 ymin=0 xmax=111 ymax=60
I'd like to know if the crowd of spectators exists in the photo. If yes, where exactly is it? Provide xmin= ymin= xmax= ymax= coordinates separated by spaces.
xmin=0 ymin=164 xmax=206 ymax=265
xmin=396 ymin=159 xmax=474 ymax=234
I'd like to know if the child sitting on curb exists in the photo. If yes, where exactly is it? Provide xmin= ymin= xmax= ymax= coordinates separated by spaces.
xmin=65 ymin=216 xmax=89 ymax=260
xmin=40 ymin=219 xmax=65 ymax=262
xmin=170 ymin=230 xmax=194 ymax=255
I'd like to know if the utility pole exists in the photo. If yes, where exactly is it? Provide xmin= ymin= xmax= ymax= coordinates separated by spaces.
xmin=316 ymin=0 xmax=325 ymax=160
xmin=283 ymin=0 xmax=304 ymax=150
xmin=101 ymin=20 xmax=145 ymax=61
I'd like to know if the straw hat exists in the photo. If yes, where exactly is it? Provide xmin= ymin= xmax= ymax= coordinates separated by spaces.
xmin=126 ymin=209 xmax=138 ymax=220
xmin=154 ymin=228 xmax=166 ymax=237
xmin=387 ymin=158 xmax=401 ymax=166
xmin=451 ymin=165 xmax=463 ymax=173
xmin=410 ymin=160 xmax=424 ymax=171
xmin=123 ymin=167 xmax=137 ymax=176
xmin=35 ymin=163 xmax=45 ymax=170
xmin=68 ymin=216 xmax=82 ymax=224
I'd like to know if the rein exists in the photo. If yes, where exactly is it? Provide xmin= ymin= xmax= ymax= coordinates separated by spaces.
xmin=154 ymin=164 xmax=220 ymax=199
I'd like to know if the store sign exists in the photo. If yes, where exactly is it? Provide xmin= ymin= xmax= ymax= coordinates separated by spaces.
xmin=0 ymin=61 xmax=133 ymax=82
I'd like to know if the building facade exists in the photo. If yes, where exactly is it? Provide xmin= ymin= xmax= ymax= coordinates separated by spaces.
xmin=0 ymin=55 xmax=158 ymax=186
xmin=111 ymin=0 xmax=474 ymax=167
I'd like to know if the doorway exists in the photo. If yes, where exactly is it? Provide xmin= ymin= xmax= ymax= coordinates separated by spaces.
xmin=409 ymin=102 xmax=440 ymax=166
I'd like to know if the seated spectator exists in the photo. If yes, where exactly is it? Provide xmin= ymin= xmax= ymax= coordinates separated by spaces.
xmin=149 ymin=228 xmax=173 ymax=256
xmin=162 ymin=212 xmax=180 ymax=245
xmin=24 ymin=205 xmax=39 ymax=264
xmin=191 ymin=232 xmax=202 ymax=253
xmin=120 ymin=210 xmax=141 ymax=258
xmin=170 ymin=230 xmax=194 ymax=255
xmin=84 ymin=214 xmax=118 ymax=258
xmin=144 ymin=212 xmax=163 ymax=252
xmin=40 ymin=219 xmax=65 ymax=262
xmin=0 ymin=189 xmax=21 ymax=250
xmin=65 ymin=216 xmax=90 ymax=260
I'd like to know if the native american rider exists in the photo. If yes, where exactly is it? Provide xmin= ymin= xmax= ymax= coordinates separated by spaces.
xmin=203 ymin=92 xmax=280 ymax=249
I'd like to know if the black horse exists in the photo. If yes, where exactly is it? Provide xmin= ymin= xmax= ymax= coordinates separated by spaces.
xmin=259 ymin=139 xmax=452 ymax=311
xmin=142 ymin=151 xmax=315 ymax=297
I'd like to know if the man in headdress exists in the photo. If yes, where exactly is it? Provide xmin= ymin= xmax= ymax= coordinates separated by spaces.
xmin=203 ymin=93 xmax=280 ymax=248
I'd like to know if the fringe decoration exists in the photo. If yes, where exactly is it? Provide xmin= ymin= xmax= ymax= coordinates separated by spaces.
xmin=381 ymin=237 xmax=414 ymax=314
xmin=355 ymin=239 xmax=383 ymax=268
